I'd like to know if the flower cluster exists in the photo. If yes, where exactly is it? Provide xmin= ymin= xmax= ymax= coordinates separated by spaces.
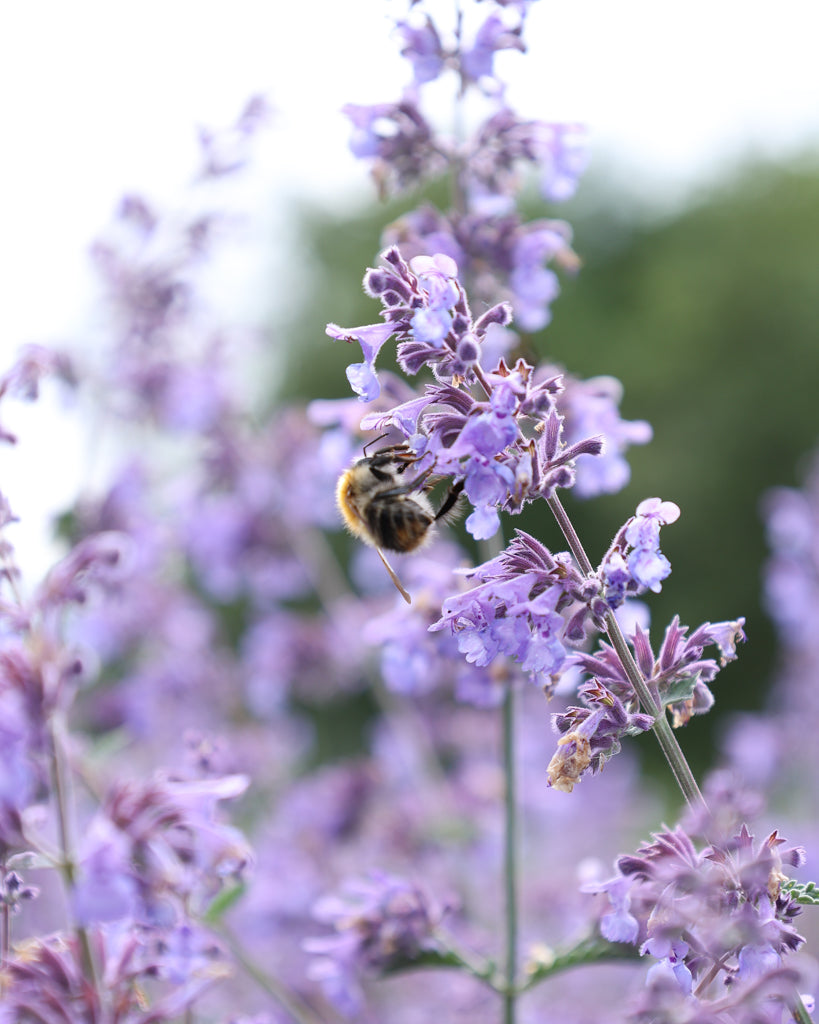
xmin=3 ymin=0 xmax=815 ymax=1021
xmin=570 ymin=614 xmax=747 ymax=728
xmin=586 ymin=821 xmax=806 ymax=1020
xmin=331 ymin=245 xmax=649 ymax=542
xmin=344 ymin=0 xmax=586 ymax=330
xmin=428 ymin=499 xmax=686 ymax=690
xmin=305 ymin=872 xmax=448 ymax=1017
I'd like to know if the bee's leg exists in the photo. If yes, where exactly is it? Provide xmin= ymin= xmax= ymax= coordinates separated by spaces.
xmin=434 ymin=479 xmax=465 ymax=522
xmin=376 ymin=547 xmax=412 ymax=604
xmin=369 ymin=445 xmax=416 ymax=470
xmin=373 ymin=466 xmax=435 ymax=500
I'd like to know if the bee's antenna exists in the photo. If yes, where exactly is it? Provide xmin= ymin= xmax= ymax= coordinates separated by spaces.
xmin=363 ymin=432 xmax=390 ymax=457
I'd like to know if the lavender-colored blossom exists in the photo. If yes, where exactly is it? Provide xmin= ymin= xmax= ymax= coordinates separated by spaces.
xmin=589 ymin=821 xmax=806 ymax=1020
xmin=342 ymin=100 xmax=442 ymax=197
xmin=548 ymin=680 xmax=654 ymax=792
xmin=624 ymin=498 xmax=681 ymax=592
xmin=536 ymin=122 xmax=589 ymax=202
xmin=0 ymin=687 xmax=42 ymax=852
xmin=431 ymin=532 xmax=587 ymax=689
xmin=102 ymin=770 xmax=252 ymax=920
xmin=394 ymin=15 xmax=445 ymax=84
xmin=571 ymin=615 xmax=746 ymax=727
xmin=305 ymin=872 xmax=446 ymax=1017
xmin=0 ymin=924 xmax=228 ymax=1024
xmin=460 ymin=11 xmax=525 ymax=86
xmin=0 ymin=868 xmax=39 ymax=914
xmin=340 ymin=0 xmax=589 ymax=333
xmin=0 ymin=344 xmax=73 ymax=445
xmin=559 ymin=374 xmax=653 ymax=498
xmin=598 ymin=498 xmax=681 ymax=607
xmin=364 ymin=541 xmax=508 ymax=706
xmin=197 ymin=93 xmax=271 ymax=177
xmin=72 ymin=815 xmax=140 ymax=925
xmin=327 ymin=320 xmax=397 ymax=403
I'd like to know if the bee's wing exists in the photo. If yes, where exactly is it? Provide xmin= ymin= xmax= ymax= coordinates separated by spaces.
xmin=376 ymin=547 xmax=412 ymax=604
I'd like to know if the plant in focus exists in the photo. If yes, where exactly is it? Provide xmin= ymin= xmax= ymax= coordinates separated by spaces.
xmin=316 ymin=1 xmax=816 ymax=1022
xmin=0 ymin=3 xmax=816 ymax=1024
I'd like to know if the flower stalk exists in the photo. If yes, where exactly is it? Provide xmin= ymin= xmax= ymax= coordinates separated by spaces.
xmin=548 ymin=492 xmax=706 ymax=810
xmin=502 ymin=680 xmax=518 ymax=1024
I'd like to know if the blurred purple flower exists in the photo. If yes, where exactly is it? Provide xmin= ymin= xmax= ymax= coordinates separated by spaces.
xmin=342 ymin=100 xmax=442 ymax=197
xmin=461 ymin=11 xmax=525 ymax=86
xmin=305 ymin=872 xmax=446 ymax=1017
xmin=395 ymin=15 xmax=445 ymax=84
xmin=589 ymin=821 xmax=806 ymax=1019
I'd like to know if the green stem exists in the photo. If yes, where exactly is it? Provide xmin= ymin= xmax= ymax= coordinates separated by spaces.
xmin=1 ymin=864 xmax=9 ymax=964
xmin=219 ymin=924 xmax=329 ymax=1024
xmin=49 ymin=713 xmax=98 ymax=988
xmin=502 ymin=681 xmax=518 ymax=1024
xmin=546 ymin=494 xmax=706 ymax=811
xmin=791 ymin=992 xmax=815 ymax=1024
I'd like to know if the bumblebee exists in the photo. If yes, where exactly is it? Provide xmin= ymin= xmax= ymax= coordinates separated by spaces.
xmin=336 ymin=443 xmax=463 ymax=603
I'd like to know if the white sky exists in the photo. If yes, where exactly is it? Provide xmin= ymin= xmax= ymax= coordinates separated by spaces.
xmin=1 ymin=0 xmax=819 ymax=576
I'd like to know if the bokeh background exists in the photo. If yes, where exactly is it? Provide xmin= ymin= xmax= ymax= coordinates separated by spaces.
xmin=3 ymin=0 xmax=819 ymax=777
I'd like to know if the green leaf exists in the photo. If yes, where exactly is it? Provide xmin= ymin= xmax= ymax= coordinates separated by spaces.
xmin=661 ymin=674 xmax=698 ymax=707
xmin=782 ymin=879 xmax=819 ymax=906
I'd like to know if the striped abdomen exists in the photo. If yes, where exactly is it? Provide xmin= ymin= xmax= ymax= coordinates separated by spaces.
xmin=366 ymin=494 xmax=434 ymax=553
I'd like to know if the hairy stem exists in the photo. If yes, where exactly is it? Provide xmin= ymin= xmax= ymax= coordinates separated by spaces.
xmin=547 ymin=493 xmax=706 ymax=811
xmin=502 ymin=682 xmax=518 ymax=1024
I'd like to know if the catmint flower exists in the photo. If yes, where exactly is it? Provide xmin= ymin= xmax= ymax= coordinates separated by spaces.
xmin=102 ymin=771 xmax=252 ymax=919
xmin=395 ymin=15 xmax=446 ymax=84
xmin=305 ymin=872 xmax=446 ymax=1017
xmin=598 ymin=498 xmax=680 ymax=607
xmin=0 ymin=687 xmax=42 ymax=852
xmin=571 ymin=615 xmax=746 ymax=727
xmin=0 ymin=344 xmax=73 ymax=444
xmin=624 ymin=498 xmax=680 ymax=592
xmin=364 ymin=541 xmax=507 ymax=706
xmin=0 ymin=868 xmax=39 ymax=913
xmin=466 ymin=110 xmax=588 ymax=206
xmin=72 ymin=815 xmax=140 ymax=925
xmin=508 ymin=225 xmax=564 ymax=331
xmin=548 ymin=680 xmax=654 ymax=792
xmin=535 ymin=122 xmax=589 ymax=202
xmin=329 ymin=246 xmax=516 ymax=404
xmin=588 ymin=822 xmax=806 ymax=1019
xmin=460 ymin=10 xmax=525 ymax=87
xmin=431 ymin=532 xmax=587 ymax=689
xmin=559 ymin=374 xmax=653 ymax=498
xmin=342 ymin=100 xmax=442 ymax=197
xmin=326 ymin=321 xmax=396 ymax=403
xmin=197 ymin=93 xmax=271 ymax=177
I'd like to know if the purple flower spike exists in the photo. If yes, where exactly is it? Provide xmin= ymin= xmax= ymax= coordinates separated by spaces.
xmin=548 ymin=680 xmax=654 ymax=792
xmin=589 ymin=821 xmax=806 ymax=1020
